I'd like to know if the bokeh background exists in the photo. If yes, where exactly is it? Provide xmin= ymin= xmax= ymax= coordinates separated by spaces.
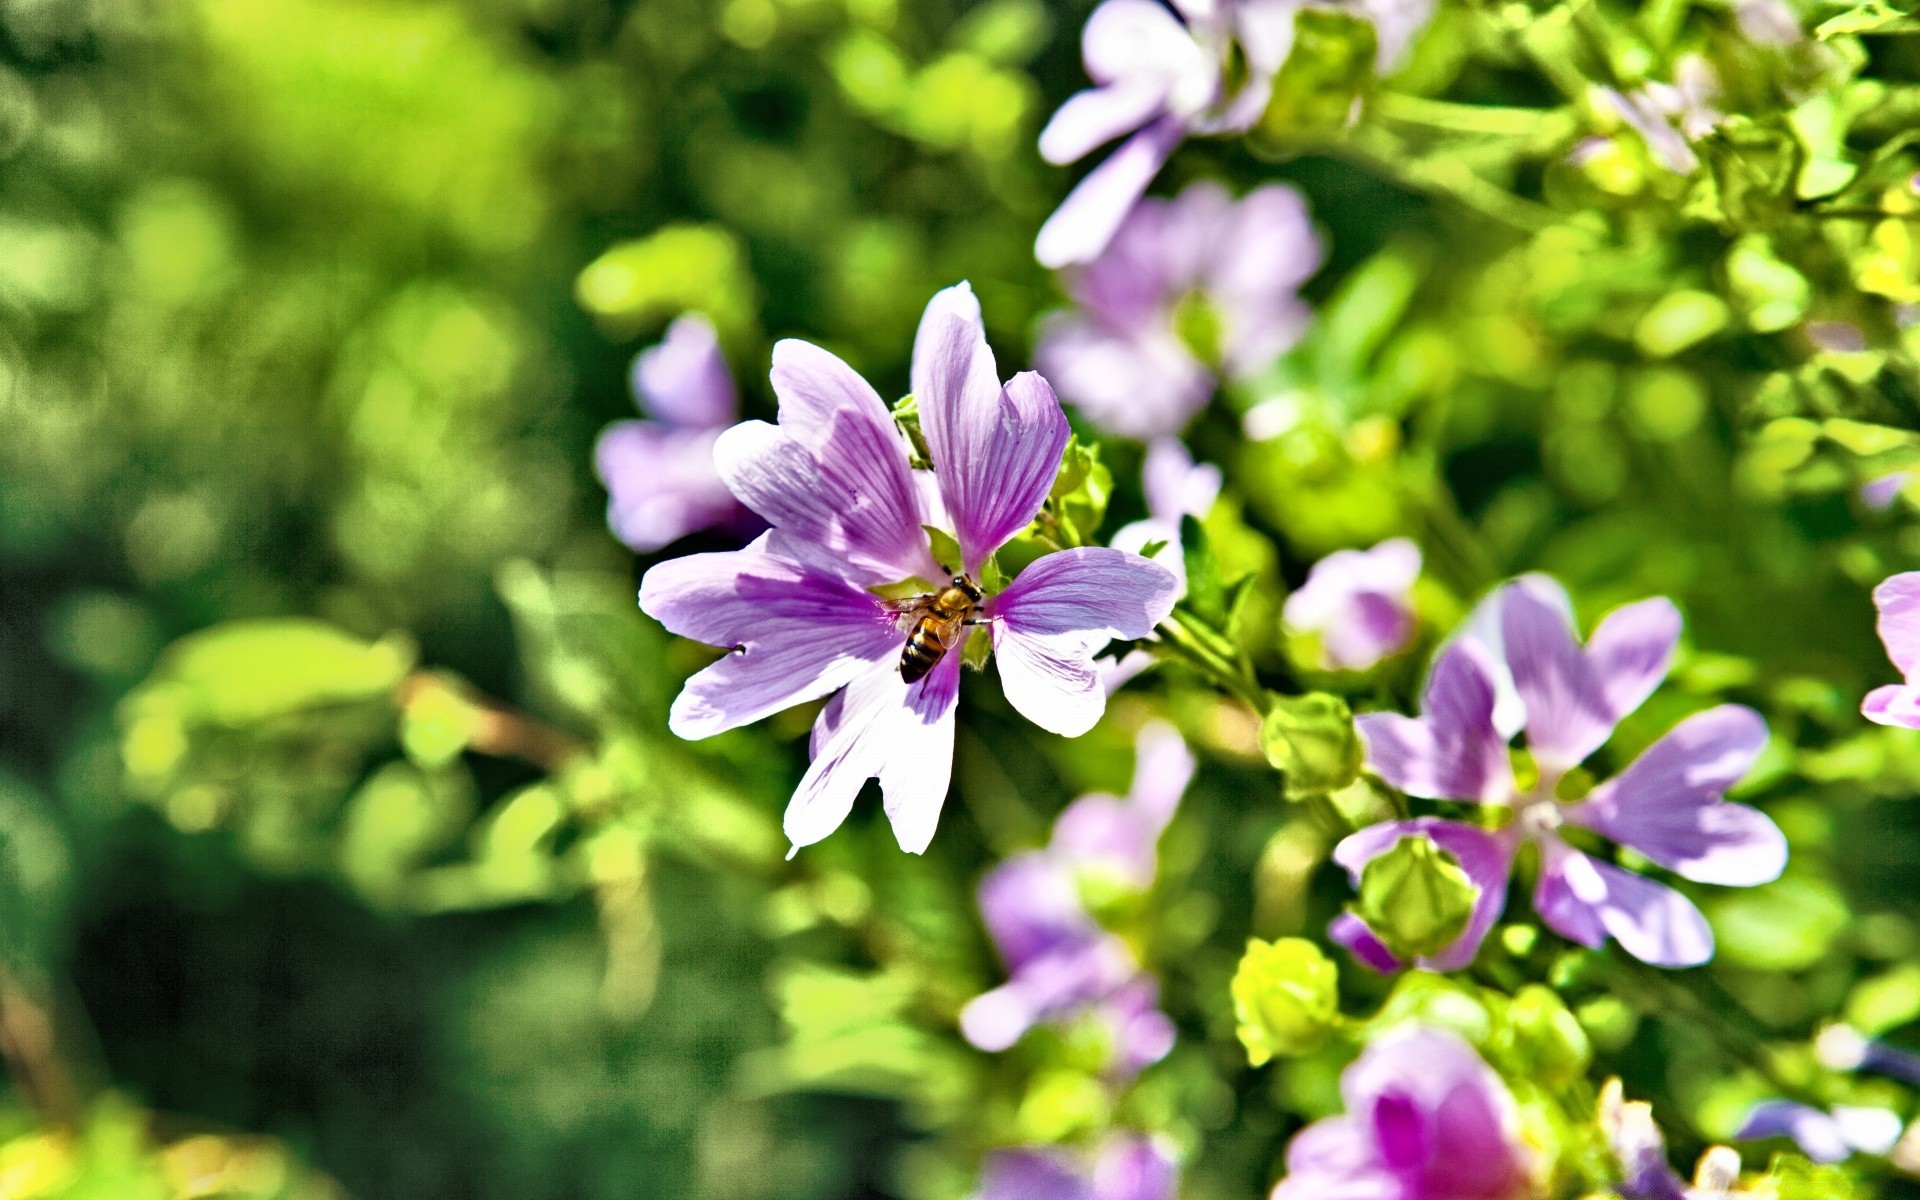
xmin=7 ymin=0 xmax=1920 ymax=1196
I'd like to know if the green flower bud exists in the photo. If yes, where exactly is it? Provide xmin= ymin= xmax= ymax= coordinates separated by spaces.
xmin=1232 ymin=937 xmax=1341 ymax=1066
xmin=1351 ymin=834 xmax=1477 ymax=962
xmin=1260 ymin=692 xmax=1362 ymax=800
xmin=1498 ymin=984 xmax=1591 ymax=1084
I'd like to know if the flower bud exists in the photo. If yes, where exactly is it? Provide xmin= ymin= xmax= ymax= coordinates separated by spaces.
xmin=1350 ymin=834 xmax=1477 ymax=962
xmin=1231 ymin=937 xmax=1341 ymax=1065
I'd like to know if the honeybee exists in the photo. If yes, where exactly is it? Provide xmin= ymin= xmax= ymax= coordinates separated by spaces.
xmin=892 ymin=576 xmax=984 ymax=684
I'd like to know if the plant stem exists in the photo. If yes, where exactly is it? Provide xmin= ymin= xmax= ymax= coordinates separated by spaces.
xmin=1373 ymin=92 xmax=1568 ymax=137
xmin=1154 ymin=614 xmax=1271 ymax=714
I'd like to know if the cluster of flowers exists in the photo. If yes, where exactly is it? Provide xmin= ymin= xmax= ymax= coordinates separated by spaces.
xmin=964 ymin=722 xmax=1194 ymax=1200
xmin=588 ymin=0 xmax=1920 ymax=1188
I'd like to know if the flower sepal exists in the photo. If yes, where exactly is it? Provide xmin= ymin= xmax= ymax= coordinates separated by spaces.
xmin=1351 ymin=833 xmax=1479 ymax=962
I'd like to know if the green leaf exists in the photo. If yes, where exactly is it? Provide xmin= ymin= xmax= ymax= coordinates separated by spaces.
xmin=1231 ymin=937 xmax=1342 ymax=1065
xmin=891 ymin=393 xmax=932 ymax=468
xmin=150 ymin=618 xmax=414 ymax=726
xmin=573 ymin=224 xmax=757 ymax=339
xmin=1252 ymin=8 xmax=1378 ymax=146
xmin=1259 ymin=692 xmax=1361 ymax=798
xmin=1042 ymin=437 xmax=1112 ymax=549
xmin=1177 ymin=514 xmax=1239 ymax=635
xmin=924 ymin=526 xmax=964 ymax=577
xmin=1350 ymin=834 xmax=1477 ymax=961
xmin=1726 ymin=235 xmax=1811 ymax=332
xmin=1816 ymin=0 xmax=1920 ymax=37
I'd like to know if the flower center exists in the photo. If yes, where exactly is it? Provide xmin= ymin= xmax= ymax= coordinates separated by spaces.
xmin=1171 ymin=289 xmax=1226 ymax=367
xmin=1515 ymin=793 xmax=1564 ymax=841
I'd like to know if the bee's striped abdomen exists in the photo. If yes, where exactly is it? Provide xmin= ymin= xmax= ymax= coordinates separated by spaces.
xmin=900 ymin=620 xmax=947 ymax=684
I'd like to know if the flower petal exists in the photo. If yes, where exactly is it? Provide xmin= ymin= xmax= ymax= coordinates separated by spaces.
xmin=785 ymin=657 xmax=959 ymax=853
xmin=1534 ymin=839 xmax=1714 ymax=967
xmin=1566 ymin=705 xmax=1783 ymax=886
xmin=1032 ymin=313 xmax=1211 ymax=440
xmin=1141 ymin=438 xmax=1222 ymax=524
xmin=1584 ymin=597 xmax=1681 ymax=725
xmin=1036 ymin=116 xmax=1185 ymax=270
xmin=1864 ymin=682 xmax=1920 ymax=728
xmin=1082 ymin=0 xmax=1203 ymax=85
xmin=1328 ymin=912 xmax=1406 ymax=975
xmin=1092 ymin=1133 xmax=1179 ymax=1200
xmin=921 ymin=343 xmax=1069 ymax=572
xmin=1039 ymin=80 xmax=1168 ymax=165
xmin=1501 ymin=583 xmax=1615 ymax=771
xmin=1874 ymin=571 xmax=1920 ymax=680
xmin=639 ymin=547 xmax=899 ymax=739
xmin=990 ymin=546 xmax=1182 ymax=639
xmin=595 ymin=422 xmax=747 ymax=552
xmin=880 ymin=651 xmax=962 ymax=853
xmin=633 ymin=313 xmax=737 ymax=428
xmin=1737 ymin=1102 xmax=1854 ymax=1164
xmin=725 ymin=339 xmax=941 ymax=583
xmin=1355 ymin=640 xmax=1513 ymax=803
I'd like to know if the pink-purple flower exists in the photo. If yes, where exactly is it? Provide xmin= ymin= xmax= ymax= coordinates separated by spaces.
xmin=1331 ymin=578 xmax=1786 ymax=971
xmin=1270 ymin=1025 xmax=1533 ymax=1200
xmin=1035 ymin=0 xmax=1296 ymax=269
xmin=1864 ymin=571 xmax=1920 ymax=727
xmin=1037 ymin=180 xmax=1322 ymax=439
xmin=972 ymin=1134 xmax=1178 ymax=1200
xmin=1283 ymin=538 xmax=1423 ymax=671
xmin=638 ymin=285 xmax=1179 ymax=855
xmin=960 ymin=723 xmax=1191 ymax=1070
xmin=595 ymin=314 xmax=763 ymax=552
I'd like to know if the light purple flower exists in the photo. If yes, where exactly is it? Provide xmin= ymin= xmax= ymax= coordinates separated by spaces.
xmin=1736 ymin=1100 xmax=1901 ymax=1164
xmin=1600 ymin=1080 xmax=1693 ymax=1200
xmin=639 ymin=284 xmax=1179 ymax=855
xmin=1862 ymin=471 xmax=1909 ymax=510
xmin=972 ymin=1134 xmax=1179 ymax=1200
xmin=961 ymin=724 xmax=1192 ymax=1069
xmin=1052 ymin=721 xmax=1196 ymax=890
xmin=1037 ymin=180 xmax=1322 ymax=438
xmin=1283 ymin=538 xmax=1423 ymax=671
xmin=595 ymin=314 xmax=763 ymax=552
xmin=1270 ymin=1026 xmax=1532 ymax=1200
xmin=1035 ymin=0 xmax=1297 ymax=268
xmin=1331 ymin=579 xmax=1786 ymax=971
xmin=1864 ymin=571 xmax=1920 ymax=728
xmin=1109 ymin=438 xmax=1223 ymax=597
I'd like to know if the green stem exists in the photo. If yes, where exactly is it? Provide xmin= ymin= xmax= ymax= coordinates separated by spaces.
xmin=1372 ymin=92 xmax=1568 ymax=137
xmin=1155 ymin=613 xmax=1270 ymax=715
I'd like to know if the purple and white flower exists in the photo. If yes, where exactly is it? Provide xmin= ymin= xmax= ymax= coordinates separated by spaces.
xmin=1035 ymin=1 xmax=1298 ymax=269
xmin=972 ymin=1134 xmax=1179 ymax=1200
xmin=1330 ymin=577 xmax=1786 ymax=971
xmin=595 ymin=314 xmax=763 ymax=552
xmin=1817 ymin=1022 xmax=1920 ymax=1087
xmin=1270 ymin=1025 xmax=1533 ymax=1200
xmin=1283 ymin=537 xmax=1423 ymax=671
xmin=1601 ymin=1079 xmax=1742 ymax=1200
xmin=1109 ymin=438 xmax=1223 ymax=595
xmin=960 ymin=723 xmax=1192 ymax=1069
xmin=1864 ymin=571 xmax=1920 ymax=727
xmin=1037 ymin=180 xmax=1322 ymax=438
xmin=1736 ymin=1100 xmax=1902 ymax=1164
xmin=639 ymin=284 xmax=1179 ymax=856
